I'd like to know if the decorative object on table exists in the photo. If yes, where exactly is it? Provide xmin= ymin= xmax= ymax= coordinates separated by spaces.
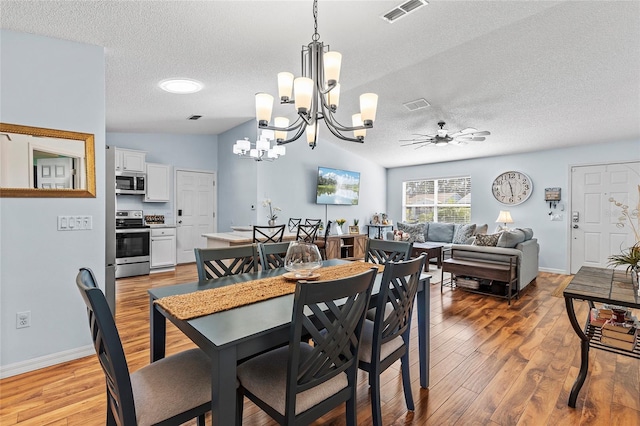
xmin=262 ymin=198 xmax=281 ymax=225
xmin=232 ymin=130 xmax=285 ymax=161
xmin=353 ymin=218 xmax=359 ymax=226
xmin=349 ymin=225 xmax=359 ymax=234
xmin=381 ymin=213 xmax=390 ymax=225
xmin=495 ymin=210 xmax=514 ymax=232
xmin=371 ymin=213 xmax=380 ymax=225
xmin=491 ymin=171 xmax=533 ymax=205
xmin=393 ymin=229 xmax=410 ymax=241
xmin=335 ymin=218 xmax=346 ymax=235
xmin=607 ymin=187 xmax=640 ymax=289
xmin=400 ymin=121 xmax=490 ymax=148
xmin=254 ymin=0 xmax=378 ymax=149
xmin=283 ymin=241 xmax=323 ymax=278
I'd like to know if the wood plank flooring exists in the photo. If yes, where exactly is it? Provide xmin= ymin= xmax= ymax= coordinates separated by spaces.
xmin=1 ymin=265 xmax=639 ymax=425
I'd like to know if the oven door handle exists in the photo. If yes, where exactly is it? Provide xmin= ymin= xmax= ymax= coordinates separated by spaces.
xmin=116 ymin=228 xmax=151 ymax=234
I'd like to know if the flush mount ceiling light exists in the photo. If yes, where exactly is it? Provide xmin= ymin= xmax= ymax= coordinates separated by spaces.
xmin=233 ymin=130 xmax=286 ymax=162
xmin=159 ymin=78 xmax=203 ymax=94
xmin=255 ymin=0 xmax=378 ymax=149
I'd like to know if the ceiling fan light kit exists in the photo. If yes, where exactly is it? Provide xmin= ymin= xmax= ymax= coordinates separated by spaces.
xmin=254 ymin=0 xmax=378 ymax=149
xmin=400 ymin=120 xmax=490 ymax=148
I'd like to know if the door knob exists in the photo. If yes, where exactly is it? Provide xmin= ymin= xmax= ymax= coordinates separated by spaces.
xmin=572 ymin=224 xmax=579 ymax=229
xmin=178 ymin=220 xmax=183 ymax=224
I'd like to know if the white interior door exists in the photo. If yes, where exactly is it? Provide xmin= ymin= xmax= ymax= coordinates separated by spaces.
xmin=176 ymin=170 xmax=216 ymax=264
xmin=570 ymin=162 xmax=640 ymax=273
xmin=36 ymin=157 xmax=74 ymax=188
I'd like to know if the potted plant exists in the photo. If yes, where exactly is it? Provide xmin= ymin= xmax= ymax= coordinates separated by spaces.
xmin=263 ymin=199 xmax=281 ymax=226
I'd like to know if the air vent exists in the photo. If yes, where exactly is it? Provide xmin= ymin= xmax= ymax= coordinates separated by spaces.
xmin=382 ymin=0 xmax=428 ymax=23
xmin=188 ymin=115 xmax=202 ymax=120
xmin=403 ymin=98 xmax=430 ymax=111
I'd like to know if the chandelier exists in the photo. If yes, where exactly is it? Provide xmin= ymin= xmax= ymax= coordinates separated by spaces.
xmin=233 ymin=130 xmax=286 ymax=161
xmin=254 ymin=0 xmax=378 ymax=149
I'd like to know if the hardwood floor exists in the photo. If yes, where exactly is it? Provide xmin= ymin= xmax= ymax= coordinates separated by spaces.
xmin=1 ymin=265 xmax=639 ymax=425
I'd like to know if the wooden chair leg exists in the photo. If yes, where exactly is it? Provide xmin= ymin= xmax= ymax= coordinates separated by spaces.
xmin=400 ymin=352 xmax=415 ymax=411
xmin=370 ymin=371 xmax=383 ymax=426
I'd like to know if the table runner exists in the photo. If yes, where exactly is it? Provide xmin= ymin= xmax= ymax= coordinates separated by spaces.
xmin=155 ymin=262 xmax=383 ymax=320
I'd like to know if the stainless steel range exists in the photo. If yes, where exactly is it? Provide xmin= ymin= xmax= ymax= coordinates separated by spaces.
xmin=115 ymin=210 xmax=150 ymax=278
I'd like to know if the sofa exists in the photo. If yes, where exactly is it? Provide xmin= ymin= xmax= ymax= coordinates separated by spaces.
xmin=389 ymin=222 xmax=539 ymax=291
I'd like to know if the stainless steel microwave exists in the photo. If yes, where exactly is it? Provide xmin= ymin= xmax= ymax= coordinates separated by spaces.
xmin=115 ymin=172 xmax=146 ymax=195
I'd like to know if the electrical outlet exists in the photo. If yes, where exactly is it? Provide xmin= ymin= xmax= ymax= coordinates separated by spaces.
xmin=16 ymin=311 xmax=31 ymax=329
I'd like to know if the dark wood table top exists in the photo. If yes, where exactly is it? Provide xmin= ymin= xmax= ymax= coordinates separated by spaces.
xmin=563 ymin=266 xmax=640 ymax=308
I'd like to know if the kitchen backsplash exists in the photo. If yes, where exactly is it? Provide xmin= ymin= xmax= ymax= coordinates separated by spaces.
xmin=145 ymin=215 xmax=165 ymax=224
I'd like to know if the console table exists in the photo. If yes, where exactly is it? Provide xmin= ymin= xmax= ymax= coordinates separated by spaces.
xmin=367 ymin=224 xmax=393 ymax=239
xmin=563 ymin=266 xmax=639 ymax=407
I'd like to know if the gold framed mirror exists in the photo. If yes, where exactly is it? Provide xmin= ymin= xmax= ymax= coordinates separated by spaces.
xmin=0 ymin=123 xmax=96 ymax=198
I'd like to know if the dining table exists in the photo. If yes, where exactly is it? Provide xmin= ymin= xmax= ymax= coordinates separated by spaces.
xmin=148 ymin=259 xmax=431 ymax=425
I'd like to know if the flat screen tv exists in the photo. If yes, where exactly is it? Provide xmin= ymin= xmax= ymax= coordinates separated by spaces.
xmin=316 ymin=166 xmax=360 ymax=205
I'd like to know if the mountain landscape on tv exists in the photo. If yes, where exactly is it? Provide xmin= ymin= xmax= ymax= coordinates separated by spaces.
xmin=316 ymin=167 xmax=360 ymax=205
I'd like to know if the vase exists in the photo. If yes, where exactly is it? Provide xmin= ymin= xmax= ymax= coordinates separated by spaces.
xmin=268 ymin=219 xmax=276 ymax=226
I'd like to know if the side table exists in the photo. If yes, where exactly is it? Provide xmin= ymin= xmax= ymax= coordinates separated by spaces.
xmin=367 ymin=224 xmax=393 ymax=240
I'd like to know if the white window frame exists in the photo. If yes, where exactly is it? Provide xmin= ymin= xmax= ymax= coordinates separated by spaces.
xmin=402 ymin=176 xmax=471 ymax=223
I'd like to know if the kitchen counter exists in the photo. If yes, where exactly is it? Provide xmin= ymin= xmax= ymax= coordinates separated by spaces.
xmin=147 ymin=223 xmax=176 ymax=228
xmin=202 ymin=230 xmax=297 ymax=248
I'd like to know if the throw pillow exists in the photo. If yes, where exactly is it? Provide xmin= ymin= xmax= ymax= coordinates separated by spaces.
xmin=426 ymin=222 xmax=456 ymax=243
xmin=397 ymin=222 xmax=425 ymax=243
xmin=473 ymin=232 xmax=500 ymax=247
xmin=474 ymin=224 xmax=488 ymax=235
xmin=497 ymin=229 xmax=526 ymax=248
xmin=452 ymin=223 xmax=476 ymax=244
xmin=515 ymin=227 xmax=534 ymax=240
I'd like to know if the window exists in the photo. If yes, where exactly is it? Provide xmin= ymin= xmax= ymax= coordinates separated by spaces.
xmin=403 ymin=176 xmax=471 ymax=223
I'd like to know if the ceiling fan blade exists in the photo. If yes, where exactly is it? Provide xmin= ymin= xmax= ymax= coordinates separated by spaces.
xmin=401 ymin=141 xmax=432 ymax=146
xmin=450 ymin=127 xmax=477 ymax=137
xmin=468 ymin=130 xmax=490 ymax=136
xmin=457 ymin=136 xmax=486 ymax=142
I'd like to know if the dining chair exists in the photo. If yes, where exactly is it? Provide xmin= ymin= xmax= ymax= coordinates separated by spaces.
xmin=315 ymin=223 xmax=331 ymax=260
xmin=257 ymin=241 xmax=291 ymax=270
xmin=76 ymin=267 xmax=211 ymax=426
xmin=357 ymin=255 xmax=426 ymax=426
xmin=253 ymin=224 xmax=286 ymax=243
xmin=295 ymin=223 xmax=319 ymax=243
xmin=194 ymin=244 xmax=258 ymax=280
xmin=288 ymin=218 xmax=301 ymax=232
xmin=236 ymin=268 xmax=377 ymax=426
xmin=365 ymin=239 xmax=413 ymax=264
xmin=304 ymin=218 xmax=321 ymax=226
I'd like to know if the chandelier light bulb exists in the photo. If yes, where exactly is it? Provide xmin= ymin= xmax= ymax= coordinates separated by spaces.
xmin=274 ymin=116 xmax=290 ymax=141
xmin=325 ymin=83 xmax=340 ymax=110
xmin=255 ymin=93 xmax=274 ymax=124
xmin=323 ymin=51 xmax=342 ymax=86
xmin=273 ymin=144 xmax=286 ymax=156
xmin=360 ymin=93 xmax=378 ymax=124
xmin=352 ymin=114 xmax=366 ymax=139
xmin=277 ymin=72 xmax=294 ymax=101
xmin=306 ymin=122 xmax=317 ymax=146
xmin=294 ymin=77 xmax=313 ymax=113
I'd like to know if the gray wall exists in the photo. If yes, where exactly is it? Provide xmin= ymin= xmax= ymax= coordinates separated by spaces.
xmin=386 ymin=139 xmax=640 ymax=274
xmin=106 ymin=132 xmax=218 ymax=223
xmin=217 ymin=120 xmax=387 ymax=233
xmin=0 ymin=30 xmax=105 ymax=376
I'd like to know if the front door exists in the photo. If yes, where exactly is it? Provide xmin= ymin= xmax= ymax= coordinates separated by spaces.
xmin=176 ymin=170 xmax=216 ymax=264
xmin=570 ymin=161 xmax=639 ymax=273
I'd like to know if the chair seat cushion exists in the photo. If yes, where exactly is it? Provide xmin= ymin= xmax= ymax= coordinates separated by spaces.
xmin=358 ymin=319 xmax=404 ymax=364
xmin=131 ymin=349 xmax=212 ymax=426
xmin=237 ymin=343 xmax=348 ymax=416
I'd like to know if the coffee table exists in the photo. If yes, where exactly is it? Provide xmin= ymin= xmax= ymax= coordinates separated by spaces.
xmin=411 ymin=242 xmax=444 ymax=271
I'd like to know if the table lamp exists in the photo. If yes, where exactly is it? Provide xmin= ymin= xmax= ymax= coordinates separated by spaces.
xmin=495 ymin=210 xmax=514 ymax=232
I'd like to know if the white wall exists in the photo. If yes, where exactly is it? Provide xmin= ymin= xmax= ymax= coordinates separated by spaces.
xmin=386 ymin=139 xmax=640 ymax=274
xmin=0 ymin=30 xmax=105 ymax=376
xmin=106 ymin=132 xmax=218 ymax=223
xmin=217 ymin=121 xmax=387 ymax=233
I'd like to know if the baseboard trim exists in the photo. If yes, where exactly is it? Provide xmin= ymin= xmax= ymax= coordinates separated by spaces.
xmin=538 ymin=267 xmax=569 ymax=275
xmin=0 ymin=345 xmax=94 ymax=379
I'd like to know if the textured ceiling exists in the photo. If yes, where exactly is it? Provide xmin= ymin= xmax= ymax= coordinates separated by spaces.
xmin=1 ymin=0 xmax=639 ymax=168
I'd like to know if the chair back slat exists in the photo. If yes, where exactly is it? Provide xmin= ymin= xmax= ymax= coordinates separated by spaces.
xmin=304 ymin=218 xmax=321 ymax=226
xmin=365 ymin=239 xmax=413 ymax=265
xmin=288 ymin=218 xmax=302 ymax=232
xmin=257 ymin=241 xmax=291 ymax=270
xmin=194 ymin=245 xmax=258 ymax=280
xmin=76 ymin=268 xmax=137 ymax=425
xmin=253 ymin=225 xmax=286 ymax=243
xmin=296 ymin=223 xmax=319 ymax=243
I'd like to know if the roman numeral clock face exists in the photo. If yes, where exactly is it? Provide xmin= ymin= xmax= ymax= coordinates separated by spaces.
xmin=492 ymin=171 xmax=533 ymax=205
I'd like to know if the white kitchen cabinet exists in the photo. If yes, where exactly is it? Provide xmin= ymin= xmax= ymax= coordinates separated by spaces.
xmin=150 ymin=227 xmax=176 ymax=270
xmin=115 ymin=147 xmax=146 ymax=172
xmin=145 ymin=163 xmax=171 ymax=202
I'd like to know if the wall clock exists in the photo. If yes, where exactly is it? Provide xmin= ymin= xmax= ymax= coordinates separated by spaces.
xmin=492 ymin=171 xmax=533 ymax=205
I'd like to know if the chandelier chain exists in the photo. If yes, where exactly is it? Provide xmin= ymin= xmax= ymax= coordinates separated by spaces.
xmin=312 ymin=0 xmax=319 ymax=42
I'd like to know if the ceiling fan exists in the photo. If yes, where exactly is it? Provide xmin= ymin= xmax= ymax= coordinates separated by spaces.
xmin=400 ymin=121 xmax=490 ymax=148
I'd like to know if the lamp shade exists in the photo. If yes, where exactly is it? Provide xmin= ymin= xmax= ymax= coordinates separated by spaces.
xmin=306 ymin=122 xmax=317 ymax=146
xmin=293 ymin=77 xmax=313 ymax=112
xmin=324 ymin=83 xmax=340 ymax=109
xmin=274 ymin=116 xmax=290 ymax=141
xmin=352 ymin=114 xmax=366 ymax=139
xmin=277 ymin=72 xmax=294 ymax=100
xmin=360 ymin=93 xmax=378 ymax=123
xmin=255 ymin=93 xmax=274 ymax=123
xmin=495 ymin=210 xmax=514 ymax=224
xmin=323 ymin=51 xmax=342 ymax=85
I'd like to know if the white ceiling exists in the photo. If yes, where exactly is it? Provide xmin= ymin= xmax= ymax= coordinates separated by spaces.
xmin=1 ymin=0 xmax=639 ymax=168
